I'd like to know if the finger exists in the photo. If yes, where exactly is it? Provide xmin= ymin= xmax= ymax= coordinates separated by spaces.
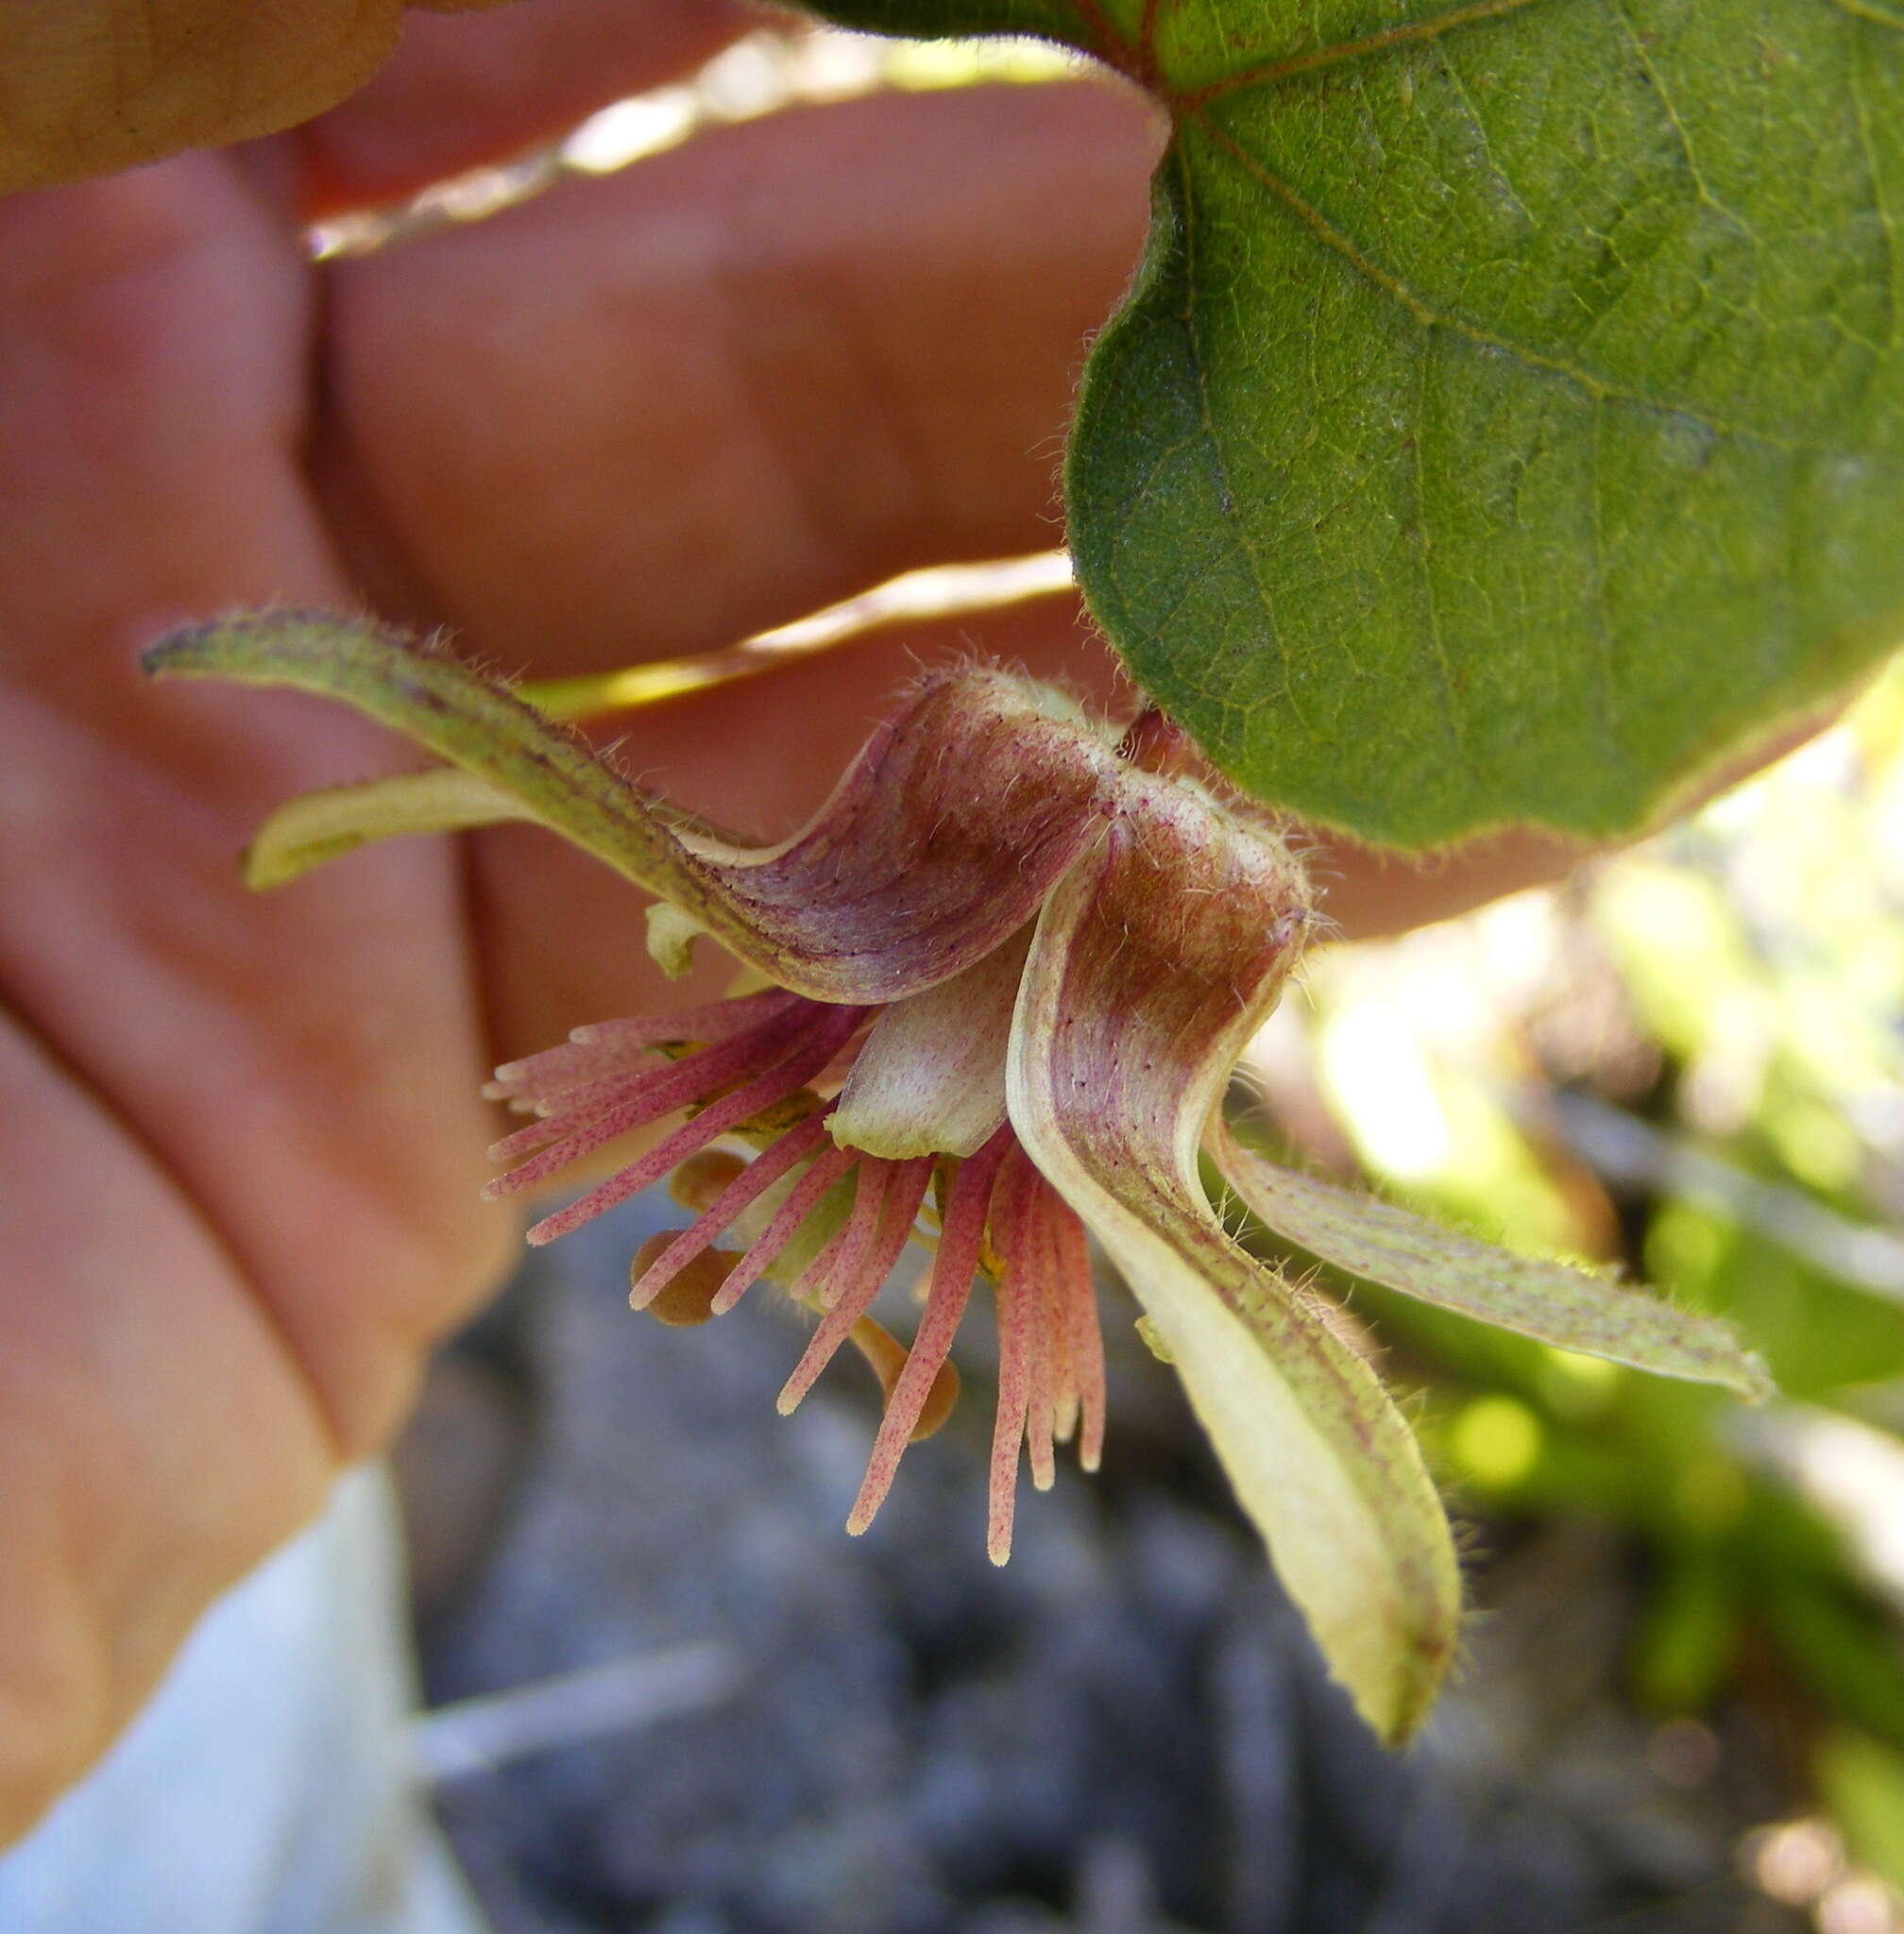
xmin=0 ymin=157 xmax=509 ymax=1444
xmin=297 ymin=0 xmax=756 ymax=218
xmin=0 ymin=153 xmax=542 ymax=1831
xmin=316 ymin=78 xmax=1162 ymax=666
xmin=0 ymin=1007 xmax=334 ymax=1846
xmin=0 ymin=2 xmax=521 ymax=194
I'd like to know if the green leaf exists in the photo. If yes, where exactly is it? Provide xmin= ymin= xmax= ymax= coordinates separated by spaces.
xmin=808 ymin=0 xmax=1904 ymax=844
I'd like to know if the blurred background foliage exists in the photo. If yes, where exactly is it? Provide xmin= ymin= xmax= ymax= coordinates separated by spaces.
xmin=1231 ymin=661 xmax=1904 ymax=1926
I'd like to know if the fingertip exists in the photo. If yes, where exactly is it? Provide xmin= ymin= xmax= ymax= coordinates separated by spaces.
xmin=298 ymin=0 xmax=755 ymax=217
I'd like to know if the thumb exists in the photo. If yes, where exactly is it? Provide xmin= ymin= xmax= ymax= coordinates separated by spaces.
xmin=0 ymin=0 xmax=516 ymax=194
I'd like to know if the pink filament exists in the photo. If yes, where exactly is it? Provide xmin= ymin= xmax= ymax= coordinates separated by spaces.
xmin=486 ymin=988 xmax=801 ymax=1103
xmin=485 ymin=1004 xmax=817 ymax=1194
xmin=777 ymin=1159 xmax=933 ymax=1415
xmin=984 ymin=1150 xmax=1041 ymax=1565
xmin=570 ymin=987 xmax=801 ymax=1050
xmin=523 ymin=1002 xmax=867 ymax=1244
xmin=706 ymin=1140 xmax=859 ymax=1316
xmin=978 ymin=1148 xmax=1105 ymax=1553
xmin=627 ymin=1112 xmax=828 ymax=1309
xmin=787 ymin=1157 xmax=892 ymax=1309
xmin=845 ymin=1126 xmax=1014 ymax=1536
xmin=1024 ymin=1238 xmax=1060 ymax=1493
xmin=1049 ymin=1187 xmax=1106 ymax=1472
xmin=486 ymin=977 xmax=1106 ymax=1563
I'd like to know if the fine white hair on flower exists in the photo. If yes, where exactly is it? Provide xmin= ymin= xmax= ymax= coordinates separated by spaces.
xmin=146 ymin=612 xmax=1772 ymax=1747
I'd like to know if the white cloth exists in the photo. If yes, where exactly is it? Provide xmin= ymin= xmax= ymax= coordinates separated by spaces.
xmin=0 ymin=1466 xmax=488 ymax=1934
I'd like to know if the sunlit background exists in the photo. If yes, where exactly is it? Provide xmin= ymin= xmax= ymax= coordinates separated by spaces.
xmin=1237 ymin=663 xmax=1904 ymax=1934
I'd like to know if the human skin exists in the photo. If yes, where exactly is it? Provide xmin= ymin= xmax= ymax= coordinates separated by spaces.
xmin=0 ymin=0 xmax=1616 ymax=1847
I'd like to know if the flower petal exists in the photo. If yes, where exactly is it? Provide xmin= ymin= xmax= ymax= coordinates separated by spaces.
xmin=1212 ymin=1129 xmax=1773 ymax=1401
xmin=827 ymin=927 xmax=1032 ymax=1159
xmin=144 ymin=614 xmax=1123 ymax=1005
xmin=1007 ymin=787 xmax=1460 ymax=1745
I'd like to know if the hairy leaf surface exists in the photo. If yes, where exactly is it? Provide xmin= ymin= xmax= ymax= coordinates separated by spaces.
xmin=810 ymin=0 xmax=1904 ymax=843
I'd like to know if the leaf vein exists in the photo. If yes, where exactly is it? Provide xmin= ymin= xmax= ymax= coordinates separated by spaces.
xmin=1606 ymin=0 xmax=1754 ymax=241
xmin=1171 ymin=144 xmax=1317 ymax=734
xmin=1409 ymin=333 xmax=1468 ymax=763
xmin=1189 ymin=0 xmax=1544 ymax=106
xmin=1844 ymin=13 xmax=1902 ymax=353
xmin=1188 ymin=109 xmax=1882 ymax=461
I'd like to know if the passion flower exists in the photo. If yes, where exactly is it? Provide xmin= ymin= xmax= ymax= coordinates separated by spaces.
xmin=145 ymin=616 xmax=1769 ymax=1743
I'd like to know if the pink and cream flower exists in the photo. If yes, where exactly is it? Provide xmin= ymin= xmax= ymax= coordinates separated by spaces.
xmin=148 ymin=618 xmax=1768 ymax=1743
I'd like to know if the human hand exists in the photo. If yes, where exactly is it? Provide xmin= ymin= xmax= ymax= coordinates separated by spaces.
xmin=0 ymin=0 xmax=1614 ymax=1844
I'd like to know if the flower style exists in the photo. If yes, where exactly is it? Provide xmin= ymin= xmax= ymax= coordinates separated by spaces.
xmin=146 ymin=616 xmax=1770 ymax=1744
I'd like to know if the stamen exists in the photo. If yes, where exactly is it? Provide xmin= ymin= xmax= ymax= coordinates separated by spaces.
xmin=482 ymin=1042 xmax=652 ymax=1110
xmin=845 ymin=1126 xmax=1014 ymax=1537
xmin=484 ymin=1003 xmax=816 ymax=1193
xmin=487 ymin=972 xmax=1102 ymax=1558
xmin=1024 ymin=1242 xmax=1060 ymax=1494
xmin=1049 ymin=1279 xmax=1081 ymax=1450
xmin=985 ymin=1148 xmax=1040 ymax=1565
xmin=628 ymin=1233 xmax=738 ymax=1328
xmin=999 ymin=1168 xmax=1105 ymax=1481
xmin=776 ymin=1159 xmax=933 ymax=1414
xmin=788 ymin=1214 xmax=856 ymax=1306
xmin=484 ymin=1045 xmax=723 ymax=1165
xmin=846 ymin=1317 xmax=960 ymax=1441
xmin=1050 ymin=1190 xmax=1107 ymax=1471
xmin=799 ymin=1159 xmax=892 ymax=1312
xmin=706 ymin=1141 xmax=859 ymax=1316
xmin=484 ymin=991 xmax=800 ymax=1105
xmin=570 ymin=987 xmax=801 ymax=1049
xmin=630 ymin=1114 xmax=828 ymax=1309
xmin=525 ymin=1003 xmax=867 ymax=1244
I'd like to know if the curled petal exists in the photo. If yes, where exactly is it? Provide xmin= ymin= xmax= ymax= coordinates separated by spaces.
xmin=828 ymin=927 xmax=1031 ymax=1159
xmin=1212 ymin=1129 xmax=1772 ymax=1401
xmin=144 ymin=616 xmax=1124 ymax=1005
xmin=1007 ymin=786 xmax=1460 ymax=1745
